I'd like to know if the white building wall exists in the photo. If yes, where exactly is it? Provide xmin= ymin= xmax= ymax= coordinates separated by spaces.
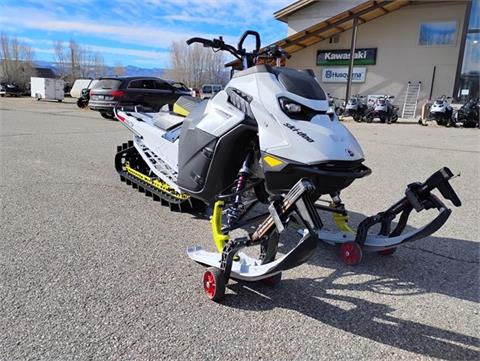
xmin=286 ymin=2 xmax=467 ymax=112
xmin=287 ymin=0 xmax=365 ymax=35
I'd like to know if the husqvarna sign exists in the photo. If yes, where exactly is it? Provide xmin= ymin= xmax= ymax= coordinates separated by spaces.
xmin=322 ymin=67 xmax=366 ymax=83
xmin=317 ymin=48 xmax=377 ymax=65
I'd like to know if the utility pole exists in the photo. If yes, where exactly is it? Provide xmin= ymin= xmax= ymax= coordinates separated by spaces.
xmin=345 ymin=16 xmax=358 ymax=102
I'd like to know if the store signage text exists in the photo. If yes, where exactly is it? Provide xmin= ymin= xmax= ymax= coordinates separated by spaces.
xmin=321 ymin=67 xmax=367 ymax=83
xmin=317 ymin=48 xmax=377 ymax=65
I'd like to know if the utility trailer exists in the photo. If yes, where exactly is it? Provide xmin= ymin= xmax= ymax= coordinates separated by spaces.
xmin=70 ymin=78 xmax=98 ymax=98
xmin=30 ymin=77 xmax=64 ymax=102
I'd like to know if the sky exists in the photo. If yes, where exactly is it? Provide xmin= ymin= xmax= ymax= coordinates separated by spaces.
xmin=0 ymin=0 xmax=292 ymax=68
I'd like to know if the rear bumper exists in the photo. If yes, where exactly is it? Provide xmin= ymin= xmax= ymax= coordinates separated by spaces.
xmin=89 ymin=100 xmax=117 ymax=112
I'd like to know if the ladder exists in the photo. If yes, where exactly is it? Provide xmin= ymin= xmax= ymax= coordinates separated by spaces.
xmin=401 ymin=81 xmax=421 ymax=119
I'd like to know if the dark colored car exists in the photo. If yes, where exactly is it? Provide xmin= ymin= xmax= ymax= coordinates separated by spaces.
xmin=89 ymin=76 xmax=191 ymax=119
xmin=0 ymin=83 xmax=22 ymax=97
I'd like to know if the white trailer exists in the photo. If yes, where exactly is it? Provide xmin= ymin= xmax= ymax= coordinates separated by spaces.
xmin=30 ymin=77 xmax=64 ymax=102
xmin=70 ymin=78 xmax=99 ymax=98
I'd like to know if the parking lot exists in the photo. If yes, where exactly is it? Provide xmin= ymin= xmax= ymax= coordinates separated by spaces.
xmin=1 ymin=97 xmax=479 ymax=360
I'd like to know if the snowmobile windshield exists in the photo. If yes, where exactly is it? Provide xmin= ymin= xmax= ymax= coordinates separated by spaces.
xmin=95 ymin=79 xmax=122 ymax=90
xmin=271 ymin=67 xmax=327 ymax=100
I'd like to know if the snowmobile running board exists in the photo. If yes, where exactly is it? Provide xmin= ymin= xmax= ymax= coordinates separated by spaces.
xmin=115 ymin=142 xmax=192 ymax=211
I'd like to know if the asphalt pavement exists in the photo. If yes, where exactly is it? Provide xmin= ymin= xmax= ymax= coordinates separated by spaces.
xmin=1 ymin=97 xmax=479 ymax=360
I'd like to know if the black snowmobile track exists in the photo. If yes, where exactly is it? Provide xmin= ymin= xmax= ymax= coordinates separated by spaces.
xmin=115 ymin=141 xmax=194 ymax=212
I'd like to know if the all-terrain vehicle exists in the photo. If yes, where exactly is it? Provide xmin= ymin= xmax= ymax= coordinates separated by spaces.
xmin=344 ymin=94 xmax=367 ymax=122
xmin=454 ymin=98 xmax=479 ymax=128
xmin=427 ymin=95 xmax=453 ymax=126
xmin=76 ymin=88 xmax=90 ymax=108
xmin=366 ymin=95 xmax=399 ymax=123
xmin=114 ymin=31 xmax=461 ymax=301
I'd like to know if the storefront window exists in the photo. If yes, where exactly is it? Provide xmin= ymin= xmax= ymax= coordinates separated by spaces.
xmin=456 ymin=0 xmax=479 ymax=101
xmin=419 ymin=21 xmax=457 ymax=46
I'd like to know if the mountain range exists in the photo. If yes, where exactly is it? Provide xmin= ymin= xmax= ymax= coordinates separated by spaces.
xmin=35 ymin=61 xmax=166 ymax=78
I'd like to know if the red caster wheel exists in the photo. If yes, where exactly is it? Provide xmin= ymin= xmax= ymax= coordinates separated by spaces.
xmin=261 ymin=272 xmax=282 ymax=287
xmin=339 ymin=242 xmax=363 ymax=266
xmin=203 ymin=267 xmax=226 ymax=301
xmin=378 ymin=247 xmax=397 ymax=256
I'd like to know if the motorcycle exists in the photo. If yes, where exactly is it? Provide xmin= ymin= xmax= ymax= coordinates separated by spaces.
xmin=344 ymin=94 xmax=367 ymax=122
xmin=428 ymin=95 xmax=453 ymax=126
xmin=76 ymin=88 xmax=90 ymax=108
xmin=453 ymin=98 xmax=479 ymax=128
xmin=366 ymin=95 xmax=399 ymax=123
xmin=113 ymin=31 xmax=460 ymax=301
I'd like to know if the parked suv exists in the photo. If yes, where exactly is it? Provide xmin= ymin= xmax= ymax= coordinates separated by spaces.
xmin=89 ymin=76 xmax=190 ymax=119
xmin=200 ymin=84 xmax=223 ymax=99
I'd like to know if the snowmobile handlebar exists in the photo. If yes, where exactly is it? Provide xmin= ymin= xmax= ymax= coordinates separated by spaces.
xmin=186 ymin=36 xmax=243 ymax=59
xmin=237 ymin=30 xmax=261 ymax=53
xmin=187 ymin=31 xmax=290 ymax=66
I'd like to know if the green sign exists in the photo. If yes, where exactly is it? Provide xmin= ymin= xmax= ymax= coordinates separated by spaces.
xmin=317 ymin=48 xmax=377 ymax=66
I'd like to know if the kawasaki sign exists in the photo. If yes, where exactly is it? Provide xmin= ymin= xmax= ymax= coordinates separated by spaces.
xmin=317 ymin=48 xmax=377 ymax=66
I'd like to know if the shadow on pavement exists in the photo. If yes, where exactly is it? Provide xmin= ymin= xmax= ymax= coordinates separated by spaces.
xmin=221 ymin=208 xmax=479 ymax=359
xmin=223 ymin=274 xmax=479 ymax=360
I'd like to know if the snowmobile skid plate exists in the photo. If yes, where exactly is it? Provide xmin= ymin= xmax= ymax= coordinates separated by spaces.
xmin=115 ymin=142 xmax=192 ymax=210
xmin=311 ymin=167 xmax=461 ymax=255
xmin=188 ymin=179 xmax=320 ymax=282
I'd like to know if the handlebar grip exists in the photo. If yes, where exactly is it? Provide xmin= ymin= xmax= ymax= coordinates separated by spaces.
xmin=186 ymin=37 xmax=213 ymax=47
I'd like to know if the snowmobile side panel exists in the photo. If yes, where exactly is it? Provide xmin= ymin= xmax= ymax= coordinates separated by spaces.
xmin=178 ymin=123 xmax=257 ymax=202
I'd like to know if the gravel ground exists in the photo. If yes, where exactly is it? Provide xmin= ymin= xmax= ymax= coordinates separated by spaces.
xmin=1 ymin=97 xmax=479 ymax=360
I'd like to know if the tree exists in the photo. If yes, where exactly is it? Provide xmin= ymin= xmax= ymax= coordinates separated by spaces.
xmin=165 ymin=40 xmax=227 ymax=89
xmin=92 ymin=52 xmax=107 ymax=78
xmin=113 ymin=62 xmax=125 ymax=76
xmin=0 ymin=33 xmax=36 ymax=88
xmin=53 ymin=40 xmax=68 ymax=79
xmin=53 ymin=40 xmax=108 ymax=81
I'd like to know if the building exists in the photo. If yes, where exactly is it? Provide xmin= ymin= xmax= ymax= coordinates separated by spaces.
xmin=270 ymin=0 xmax=478 ymax=114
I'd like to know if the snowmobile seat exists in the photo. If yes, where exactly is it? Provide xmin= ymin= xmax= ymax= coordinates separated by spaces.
xmin=173 ymin=96 xmax=203 ymax=117
xmin=151 ymin=112 xmax=185 ymax=131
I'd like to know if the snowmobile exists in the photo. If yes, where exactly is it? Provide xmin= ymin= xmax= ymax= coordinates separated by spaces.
xmin=114 ymin=31 xmax=461 ymax=301
xmin=344 ymin=94 xmax=367 ymax=122
xmin=427 ymin=95 xmax=453 ymax=126
xmin=327 ymin=93 xmax=344 ymax=118
xmin=76 ymin=88 xmax=90 ymax=109
xmin=453 ymin=98 xmax=479 ymax=128
xmin=365 ymin=95 xmax=399 ymax=123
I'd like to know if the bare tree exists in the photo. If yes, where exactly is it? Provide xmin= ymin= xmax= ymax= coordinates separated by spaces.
xmin=92 ymin=52 xmax=107 ymax=78
xmin=53 ymin=40 xmax=108 ymax=81
xmin=53 ymin=40 xmax=68 ymax=79
xmin=113 ymin=62 xmax=125 ymax=76
xmin=0 ymin=33 xmax=36 ymax=88
xmin=165 ymin=40 xmax=227 ymax=89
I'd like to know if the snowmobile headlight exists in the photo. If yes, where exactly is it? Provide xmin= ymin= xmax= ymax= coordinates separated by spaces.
xmin=279 ymin=97 xmax=302 ymax=113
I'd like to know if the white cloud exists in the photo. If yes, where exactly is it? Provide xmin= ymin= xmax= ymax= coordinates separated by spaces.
xmin=0 ymin=7 xmax=229 ymax=49
xmin=1 ymin=0 xmax=292 ymax=67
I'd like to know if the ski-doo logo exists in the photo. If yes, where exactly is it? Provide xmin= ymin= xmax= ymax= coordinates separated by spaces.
xmin=283 ymin=123 xmax=314 ymax=143
xmin=345 ymin=148 xmax=355 ymax=157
